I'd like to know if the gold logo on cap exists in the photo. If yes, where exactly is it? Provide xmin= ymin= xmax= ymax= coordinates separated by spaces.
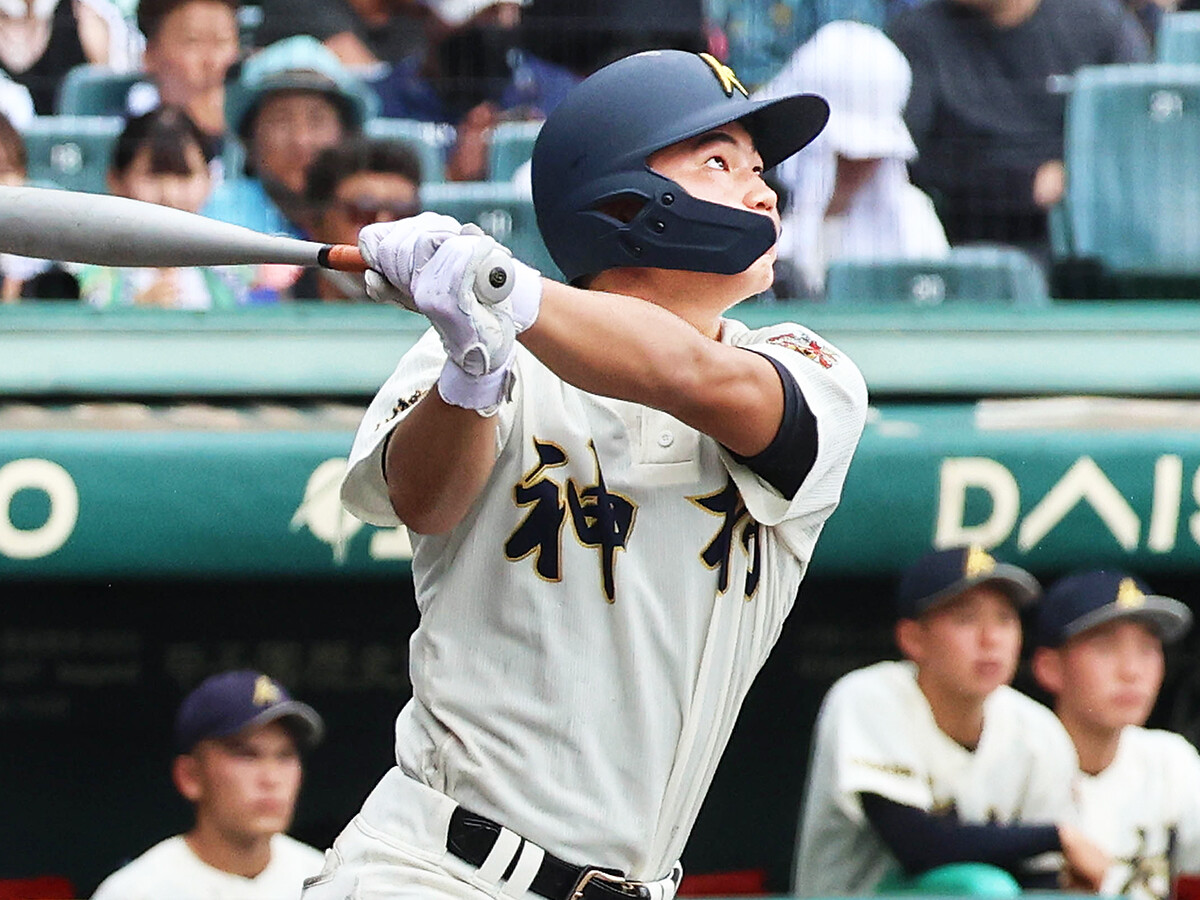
xmin=964 ymin=546 xmax=997 ymax=578
xmin=1116 ymin=577 xmax=1146 ymax=609
xmin=699 ymin=52 xmax=749 ymax=98
xmin=252 ymin=675 xmax=282 ymax=707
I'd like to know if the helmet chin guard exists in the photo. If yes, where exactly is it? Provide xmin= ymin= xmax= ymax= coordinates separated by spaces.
xmin=579 ymin=169 xmax=778 ymax=276
xmin=532 ymin=49 xmax=828 ymax=284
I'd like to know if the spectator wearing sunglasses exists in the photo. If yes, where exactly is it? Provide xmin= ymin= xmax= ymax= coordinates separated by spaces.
xmin=295 ymin=135 xmax=424 ymax=300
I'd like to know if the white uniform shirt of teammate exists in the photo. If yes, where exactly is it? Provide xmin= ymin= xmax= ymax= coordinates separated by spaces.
xmin=795 ymin=547 xmax=1099 ymax=896
xmin=328 ymin=54 xmax=869 ymax=900
xmin=90 ymin=832 xmax=324 ymax=900
xmin=1033 ymin=570 xmax=1200 ymax=900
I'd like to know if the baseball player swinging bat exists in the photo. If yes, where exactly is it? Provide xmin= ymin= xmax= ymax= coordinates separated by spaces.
xmin=0 ymin=184 xmax=514 ymax=303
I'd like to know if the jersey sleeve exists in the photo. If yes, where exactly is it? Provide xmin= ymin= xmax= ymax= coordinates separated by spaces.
xmin=339 ymin=331 xmax=519 ymax=526
xmin=813 ymin=666 xmax=933 ymax=824
xmin=723 ymin=322 xmax=868 ymax=542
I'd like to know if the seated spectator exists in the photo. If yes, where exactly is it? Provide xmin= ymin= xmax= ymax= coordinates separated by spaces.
xmin=0 ymin=0 xmax=142 ymax=115
xmin=887 ymin=0 xmax=1149 ymax=267
xmin=705 ymin=0 xmax=889 ymax=90
xmin=370 ymin=0 xmax=557 ymax=181
xmin=756 ymin=21 xmax=947 ymax=298
xmin=75 ymin=106 xmax=252 ymax=308
xmin=794 ymin=545 xmax=1110 ymax=896
xmin=203 ymin=35 xmax=375 ymax=239
xmin=90 ymin=670 xmax=326 ymax=900
xmin=295 ymin=135 xmax=422 ymax=300
xmin=1033 ymin=570 xmax=1200 ymax=900
xmin=132 ymin=0 xmax=240 ymax=152
xmin=254 ymin=0 xmax=426 ymax=71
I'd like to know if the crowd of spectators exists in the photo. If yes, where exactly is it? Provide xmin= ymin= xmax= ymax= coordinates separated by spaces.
xmin=0 ymin=0 xmax=1186 ymax=304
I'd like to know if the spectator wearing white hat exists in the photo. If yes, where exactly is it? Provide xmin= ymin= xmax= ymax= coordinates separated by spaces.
xmin=755 ymin=21 xmax=948 ymax=297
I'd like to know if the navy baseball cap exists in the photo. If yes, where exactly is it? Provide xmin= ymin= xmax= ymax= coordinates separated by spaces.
xmin=174 ymin=670 xmax=324 ymax=753
xmin=896 ymin=546 xmax=1040 ymax=620
xmin=1036 ymin=570 xmax=1192 ymax=648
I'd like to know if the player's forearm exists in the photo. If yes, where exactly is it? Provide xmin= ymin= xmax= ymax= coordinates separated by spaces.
xmin=520 ymin=280 xmax=783 ymax=455
xmin=860 ymin=792 xmax=1060 ymax=875
xmin=383 ymin=390 xmax=498 ymax=534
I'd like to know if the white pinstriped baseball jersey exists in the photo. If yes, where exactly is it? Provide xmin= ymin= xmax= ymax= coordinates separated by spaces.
xmin=341 ymin=317 xmax=867 ymax=881
xmin=794 ymin=660 xmax=1079 ymax=896
xmin=1076 ymin=726 xmax=1200 ymax=900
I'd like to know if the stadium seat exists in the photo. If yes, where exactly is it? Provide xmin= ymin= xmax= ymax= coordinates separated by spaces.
xmin=365 ymin=118 xmax=453 ymax=184
xmin=21 ymin=115 xmax=123 ymax=193
xmin=1158 ymin=11 xmax=1200 ymax=63
xmin=1062 ymin=64 xmax=1200 ymax=281
xmin=823 ymin=246 xmax=1051 ymax=307
xmin=422 ymin=182 xmax=561 ymax=279
xmin=56 ymin=64 xmax=142 ymax=116
xmin=489 ymin=120 xmax=542 ymax=182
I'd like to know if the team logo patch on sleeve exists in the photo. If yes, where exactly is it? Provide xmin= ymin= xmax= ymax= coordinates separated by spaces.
xmin=765 ymin=332 xmax=838 ymax=369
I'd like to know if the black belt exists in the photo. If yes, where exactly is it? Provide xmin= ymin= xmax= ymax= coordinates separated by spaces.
xmin=446 ymin=806 xmax=653 ymax=900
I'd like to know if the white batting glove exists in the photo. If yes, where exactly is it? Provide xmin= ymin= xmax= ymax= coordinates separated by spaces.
xmin=410 ymin=232 xmax=543 ymax=414
xmin=358 ymin=211 xmax=466 ymax=306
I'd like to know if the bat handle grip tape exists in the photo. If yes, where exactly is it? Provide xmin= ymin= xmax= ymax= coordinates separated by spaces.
xmin=319 ymin=244 xmax=368 ymax=272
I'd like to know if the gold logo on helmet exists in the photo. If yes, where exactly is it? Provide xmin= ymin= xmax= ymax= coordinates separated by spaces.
xmin=964 ymin=546 xmax=997 ymax=578
xmin=699 ymin=53 xmax=749 ymax=98
xmin=252 ymin=675 xmax=282 ymax=706
xmin=1116 ymin=577 xmax=1146 ymax=609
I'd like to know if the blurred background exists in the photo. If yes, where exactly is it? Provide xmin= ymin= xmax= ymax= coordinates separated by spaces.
xmin=5 ymin=0 xmax=1200 ymax=895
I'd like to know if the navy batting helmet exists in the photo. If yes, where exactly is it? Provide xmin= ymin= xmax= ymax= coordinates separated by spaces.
xmin=531 ymin=49 xmax=828 ymax=284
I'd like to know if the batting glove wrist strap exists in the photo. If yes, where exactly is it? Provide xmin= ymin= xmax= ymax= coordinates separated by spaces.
xmin=437 ymin=356 xmax=513 ymax=416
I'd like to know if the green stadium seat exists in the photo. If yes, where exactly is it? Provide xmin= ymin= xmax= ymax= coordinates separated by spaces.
xmin=489 ymin=120 xmax=542 ymax=182
xmin=1062 ymin=64 xmax=1200 ymax=279
xmin=421 ymin=182 xmax=560 ymax=279
xmin=823 ymin=246 xmax=1050 ymax=307
xmin=1158 ymin=11 xmax=1200 ymax=63
xmin=21 ymin=115 xmax=123 ymax=193
xmin=56 ymin=64 xmax=141 ymax=116
xmin=365 ymin=118 xmax=452 ymax=184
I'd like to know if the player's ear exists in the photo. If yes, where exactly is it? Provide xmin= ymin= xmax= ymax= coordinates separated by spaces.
xmin=1031 ymin=647 xmax=1063 ymax=696
xmin=173 ymin=752 xmax=203 ymax=803
xmin=895 ymin=618 xmax=923 ymax=663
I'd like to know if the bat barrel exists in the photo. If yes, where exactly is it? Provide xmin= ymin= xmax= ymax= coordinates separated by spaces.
xmin=0 ymin=185 xmax=362 ymax=270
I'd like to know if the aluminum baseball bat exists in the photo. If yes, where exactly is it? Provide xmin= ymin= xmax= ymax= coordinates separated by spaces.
xmin=0 ymin=184 xmax=515 ymax=302
xmin=0 ymin=184 xmax=367 ymax=271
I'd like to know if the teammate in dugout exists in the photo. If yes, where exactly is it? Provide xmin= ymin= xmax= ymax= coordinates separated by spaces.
xmin=793 ymin=546 xmax=1111 ymax=896
xmin=1033 ymin=570 xmax=1200 ymax=900
xmin=91 ymin=670 xmax=326 ymax=900
xmin=306 ymin=49 xmax=869 ymax=900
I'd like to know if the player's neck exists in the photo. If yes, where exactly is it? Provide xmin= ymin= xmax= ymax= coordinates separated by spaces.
xmin=1057 ymin=710 xmax=1123 ymax=776
xmin=917 ymin=673 xmax=986 ymax=750
xmin=589 ymin=269 xmax=728 ymax=339
xmin=184 ymin=821 xmax=273 ymax=879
